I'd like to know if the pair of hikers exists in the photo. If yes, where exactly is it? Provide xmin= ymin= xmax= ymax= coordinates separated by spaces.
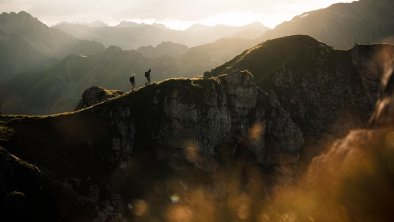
xmin=129 ymin=69 xmax=151 ymax=91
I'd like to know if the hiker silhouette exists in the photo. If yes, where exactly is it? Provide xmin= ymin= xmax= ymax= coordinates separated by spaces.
xmin=129 ymin=74 xmax=135 ymax=91
xmin=145 ymin=69 xmax=151 ymax=85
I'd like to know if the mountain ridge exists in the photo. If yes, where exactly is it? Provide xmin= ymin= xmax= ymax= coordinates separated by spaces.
xmin=0 ymin=11 xmax=105 ymax=78
xmin=52 ymin=20 xmax=269 ymax=49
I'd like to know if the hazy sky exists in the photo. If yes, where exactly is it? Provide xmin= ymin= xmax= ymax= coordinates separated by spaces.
xmin=0 ymin=0 xmax=356 ymax=29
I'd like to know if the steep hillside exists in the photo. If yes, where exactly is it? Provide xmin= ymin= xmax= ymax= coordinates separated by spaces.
xmin=0 ymin=11 xmax=105 ymax=78
xmin=261 ymin=0 xmax=394 ymax=49
xmin=53 ymin=21 xmax=269 ymax=49
xmin=0 ymin=30 xmax=55 ymax=78
xmin=208 ymin=35 xmax=394 ymax=158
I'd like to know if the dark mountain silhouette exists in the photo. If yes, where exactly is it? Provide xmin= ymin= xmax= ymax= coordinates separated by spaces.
xmin=0 ymin=35 xmax=393 ymax=221
xmin=260 ymin=0 xmax=394 ymax=49
xmin=53 ymin=21 xmax=269 ymax=49
xmin=0 ymin=12 xmax=105 ymax=78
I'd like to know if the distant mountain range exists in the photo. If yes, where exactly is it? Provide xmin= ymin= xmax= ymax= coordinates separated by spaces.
xmin=260 ymin=0 xmax=394 ymax=49
xmin=0 ymin=36 xmax=260 ymax=114
xmin=51 ymin=0 xmax=394 ymax=52
xmin=52 ymin=21 xmax=269 ymax=49
xmin=136 ymin=41 xmax=188 ymax=59
xmin=0 ymin=11 xmax=105 ymax=78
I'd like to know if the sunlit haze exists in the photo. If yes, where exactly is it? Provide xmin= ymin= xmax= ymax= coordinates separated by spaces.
xmin=0 ymin=0 xmax=356 ymax=29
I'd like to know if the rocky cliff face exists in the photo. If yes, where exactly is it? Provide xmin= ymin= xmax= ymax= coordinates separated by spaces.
xmin=1 ymin=69 xmax=305 ymax=220
xmin=76 ymin=70 xmax=304 ymax=173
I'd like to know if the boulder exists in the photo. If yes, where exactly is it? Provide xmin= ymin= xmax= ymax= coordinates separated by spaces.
xmin=75 ymin=86 xmax=123 ymax=110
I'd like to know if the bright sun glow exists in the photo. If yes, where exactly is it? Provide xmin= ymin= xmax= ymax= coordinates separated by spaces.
xmin=123 ymin=11 xmax=288 ymax=30
xmin=115 ymin=1 xmax=356 ymax=30
xmin=200 ymin=11 xmax=262 ymax=27
xmin=0 ymin=0 xmax=357 ymax=30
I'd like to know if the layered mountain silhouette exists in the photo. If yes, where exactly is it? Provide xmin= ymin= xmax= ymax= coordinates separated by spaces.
xmin=261 ymin=0 xmax=394 ymax=49
xmin=0 ymin=12 xmax=105 ymax=78
xmin=53 ymin=21 xmax=269 ymax=49
xmin=136 ymin=41 xmax=189 ymax=59
xmin=0 ymin=37 xmax=260 ymax=114
xmin=53 ymin=0 xmax=394 ymax=52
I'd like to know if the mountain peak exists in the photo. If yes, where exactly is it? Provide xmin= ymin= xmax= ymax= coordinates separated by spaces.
xmin=17 ymin=11 xmax=32 ymax=17
xmin=0 ymin=10 xmax=48 ymax=31
xmin=116 ymin=21 xmax=143 ymax=28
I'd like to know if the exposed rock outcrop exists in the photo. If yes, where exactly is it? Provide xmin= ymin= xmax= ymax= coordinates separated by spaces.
xmin=76 ymin=70 xmax=303 ymax=174
xmin=150 ymin=70 xmax=303 ymax=171
xmin=75 ymin=86 xmax=123 ymax=110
